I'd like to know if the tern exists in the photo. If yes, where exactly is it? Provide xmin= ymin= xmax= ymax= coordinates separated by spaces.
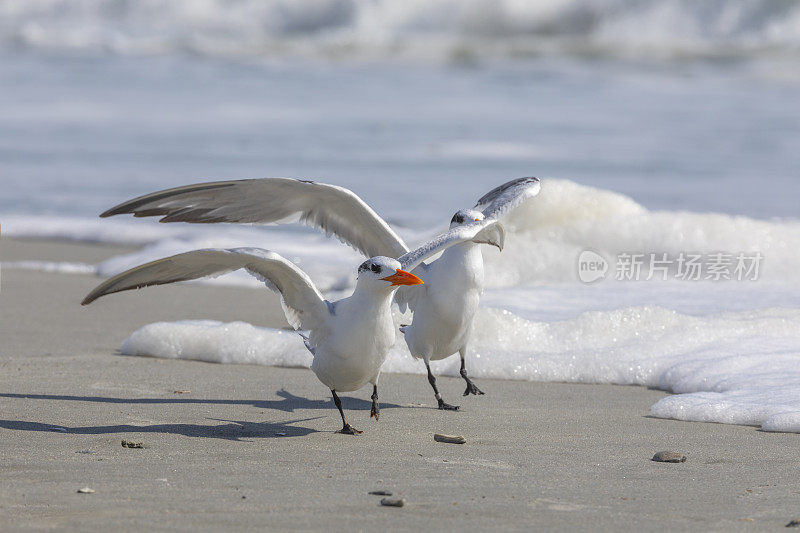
xmin=99 ymin=177 xmax=540 ymax=410
xmin=81 ymin=220 xmax=503 ymax=433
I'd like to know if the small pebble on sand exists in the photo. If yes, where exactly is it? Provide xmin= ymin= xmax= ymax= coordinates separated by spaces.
xmin=652 ymin=451 xmax=686 ymax=463
xmin=380 ymin=497 xmax=405 ymax=507
xmin=121 ymin=440 xmax=144 ymax=449
xmin=369 ymin=490 xmax=392 ymax=496
xmin=434 ymin=434 xmax=466 ymax=444
xmin=77 ymin=487 xmax=95 ymax=494
xmin=786 ymin=518 xmax=800 ymax=528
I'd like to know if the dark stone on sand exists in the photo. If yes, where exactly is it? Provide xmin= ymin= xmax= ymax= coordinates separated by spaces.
xmin=380 ymin=497 xmax=405 ymax=507
xmin=369 ymin=490 xmax=393 ymax=496
xmin=786 ymin=519 xmax=800 ymax=528
xmin=652 ymin=451 xmax=686 ymax=463
xmin=121 ymin=440 xmax=144 ymax=449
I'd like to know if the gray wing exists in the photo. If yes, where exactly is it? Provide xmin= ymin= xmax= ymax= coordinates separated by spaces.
xmin=100 ymin=178 xmax=409 ymax=259
xmin=398 ymin=220 xmax=505 ymax=273
xmin=474 ymin=177 xmax=541 ymax=220
xmin=81 ymin=247 xmax=330 ymax=334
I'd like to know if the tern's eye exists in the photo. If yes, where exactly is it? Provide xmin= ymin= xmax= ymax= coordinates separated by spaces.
xmin=371 ymin=264 xmax=381 ymax=273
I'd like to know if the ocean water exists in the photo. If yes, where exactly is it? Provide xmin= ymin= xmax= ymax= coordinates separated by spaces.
xmin=1 ymin=0 xmax=799 ymax=432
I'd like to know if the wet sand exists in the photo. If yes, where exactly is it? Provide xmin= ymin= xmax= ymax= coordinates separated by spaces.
xmin=1 ymin=239 xmax=799 ymax=531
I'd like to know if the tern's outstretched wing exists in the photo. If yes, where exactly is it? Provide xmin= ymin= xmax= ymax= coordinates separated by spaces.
xmin=398 ymin=220 xmax=504 ymax=273
xmin=100 ymin=178 xmax=409 ymax=259
xmin=81 ymin=247 xmax=330 ymax=335
xmin=395 ymin=177 xmax=539 ymax=313
xmin=474 ymin=177 xmax=541 ymax=220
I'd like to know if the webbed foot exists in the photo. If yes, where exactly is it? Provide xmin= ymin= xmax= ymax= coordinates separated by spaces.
xmin=338 ymin=423 xmax=363 ymax=435
xmin=463 ymin=379 xmax=485 ymax=396
xmin=437 ymin=399 xmax=460 ymax=411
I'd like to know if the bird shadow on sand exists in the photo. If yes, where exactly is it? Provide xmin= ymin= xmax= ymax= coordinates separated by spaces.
xmin=0 ymin=389 xmax=412 ymax=440
xmin=0 ymin=388 xmax=405 ymax=413
xmin=0 ymin=416 xmax=324 ymax=440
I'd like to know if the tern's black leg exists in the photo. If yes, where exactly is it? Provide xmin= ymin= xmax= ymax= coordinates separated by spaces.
xmin=332 ymin=390 xmax=362 ymax=435
xmin=370 ymin=385 xmax=380 ymax=420
xmin=425 ymin=361 xmax=459 ymax=411
xmin=460 ymin=356 xmax=485 ymax=396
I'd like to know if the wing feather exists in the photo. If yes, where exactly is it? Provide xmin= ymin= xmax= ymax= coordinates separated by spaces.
xmin=101 ymin=178 xmax=409 ymax=259
xmin=398 ymin=220 xmax=504 ymax=273
xmin=81 ymin=247 xmax=330 ymax=335
xmin=474 ymin=177 xmax=541 ymax=220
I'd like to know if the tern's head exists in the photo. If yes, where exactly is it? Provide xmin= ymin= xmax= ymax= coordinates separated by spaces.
xmin=450 ymin=209 xmax=485 ymax=228
xmin=357 ymin=257 xmax=423 ymax=290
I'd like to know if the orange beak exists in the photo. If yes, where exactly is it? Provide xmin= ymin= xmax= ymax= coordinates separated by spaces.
xmin=474 ymin=218 xmax=480 ymax=221
xmin=381 ymin=269 xmax=423 ymax=286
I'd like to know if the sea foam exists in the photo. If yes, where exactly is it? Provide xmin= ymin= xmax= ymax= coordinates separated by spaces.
xmin=121 ymin=305 xmax=800 ymax=433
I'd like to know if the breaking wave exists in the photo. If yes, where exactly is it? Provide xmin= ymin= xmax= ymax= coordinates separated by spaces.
xmin=2 ymin=0 xmax=799 ymax=62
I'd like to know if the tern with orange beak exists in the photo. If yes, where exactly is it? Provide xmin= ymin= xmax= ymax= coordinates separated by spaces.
xmin=98 ymin=176 xmax=541 ymax=410
xmin=82 ymin=220 xmax=502 ymax=433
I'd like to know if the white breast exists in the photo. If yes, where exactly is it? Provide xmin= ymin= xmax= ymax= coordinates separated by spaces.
xmin=404 ymin=243 xmax=484 ymax=360
xmin=310 ymin=290 xmax=395 ymax=392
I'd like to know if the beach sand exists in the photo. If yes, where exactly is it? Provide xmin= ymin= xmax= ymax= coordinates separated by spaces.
xmin=2 ymin=239 xmax=799 ymax=531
